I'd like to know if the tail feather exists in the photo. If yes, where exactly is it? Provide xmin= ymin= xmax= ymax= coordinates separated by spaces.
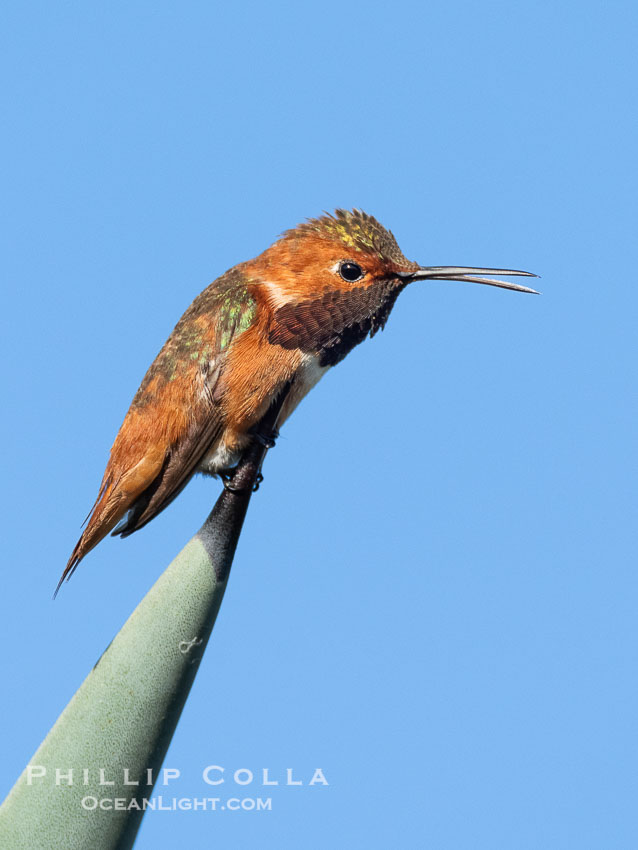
xmin=55 ymin=485 xmax=128 ymax=596
xmin=56 ymin=448 xmax=165 ymax=596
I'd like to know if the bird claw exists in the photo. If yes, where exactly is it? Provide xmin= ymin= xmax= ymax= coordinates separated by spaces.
xmin=219 ymin=423 xmax=277 ymax=492
xmin=220 ymin=469 xmax=264 ymax=493
xmin=220 ymin=470 xmax=241 ymax=493
xmin=253 ymin=428 xmax=279 ymax=449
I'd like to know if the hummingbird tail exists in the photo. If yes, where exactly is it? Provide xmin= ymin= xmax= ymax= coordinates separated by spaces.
xmin=55 ymin=484 xmax=125 ymax=596
xmin=55 ymin=449 xmax=166 ymax=596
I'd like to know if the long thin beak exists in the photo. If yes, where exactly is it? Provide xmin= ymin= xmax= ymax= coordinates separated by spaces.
xmin=399 ymin=266 xmax=540 ymax=294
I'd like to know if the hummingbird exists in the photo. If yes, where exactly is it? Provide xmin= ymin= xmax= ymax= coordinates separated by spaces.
xmin=59 ymin=209 xmax=537 ymax=590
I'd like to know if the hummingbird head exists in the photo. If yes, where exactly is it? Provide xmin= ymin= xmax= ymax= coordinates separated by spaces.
xmin=253 ymin=209 xmax=538 ymax=366
xmin=254 ymin=208 xmax=538 ymax=298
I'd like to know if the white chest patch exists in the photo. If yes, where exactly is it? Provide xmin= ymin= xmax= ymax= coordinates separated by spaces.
xmin=199 ymin=441 xmax=244 ymax=476
xmin=286 ymin=354 xmax=329 ymax=415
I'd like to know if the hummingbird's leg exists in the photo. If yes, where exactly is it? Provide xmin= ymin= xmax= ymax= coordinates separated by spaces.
xmin=252 ymin=427 xmax=280 ymax=450
xmin=220 ymin=425 xmax=280 ymax=493
xmin=250 ymin=425 xmax=281 ymax=488
xmin=219 ymin=467 xmax=263 ymax=493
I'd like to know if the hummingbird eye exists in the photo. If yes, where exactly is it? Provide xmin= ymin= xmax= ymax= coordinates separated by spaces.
xmin=339 ymin=261 xmax=364 ymax=283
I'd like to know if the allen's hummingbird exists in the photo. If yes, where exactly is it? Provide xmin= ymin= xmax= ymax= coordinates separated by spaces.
xmin=60 ymin=209 xmax=537 ymax=589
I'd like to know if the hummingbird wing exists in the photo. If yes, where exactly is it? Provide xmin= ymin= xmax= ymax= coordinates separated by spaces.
xmin=59 ymin=270 xmax=258 ymax=590
xmin=110 ymin=367 xmax=227 ymax=539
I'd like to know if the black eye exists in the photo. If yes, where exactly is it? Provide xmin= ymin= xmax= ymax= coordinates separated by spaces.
xmin=339 ymin=261 xmax=364 ymax=283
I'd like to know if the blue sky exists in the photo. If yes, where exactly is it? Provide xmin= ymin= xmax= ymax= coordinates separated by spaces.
xmin=2 ymin=0 xmax=637 ymax=847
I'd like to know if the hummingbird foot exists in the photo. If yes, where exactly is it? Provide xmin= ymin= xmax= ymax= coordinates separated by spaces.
xmin=252 ymin=427 xmax=279 ymax=450
xmin=219 ymin=469 xmax=239 ymax=492
xmin=219 ymin=469 xmax=264 ymax=493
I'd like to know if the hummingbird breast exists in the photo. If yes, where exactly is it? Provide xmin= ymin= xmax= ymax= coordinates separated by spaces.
xmin=199 ymin=280 xmax=406 ymax=477
xmin=198 ymin=352 xmax=328 ymax=476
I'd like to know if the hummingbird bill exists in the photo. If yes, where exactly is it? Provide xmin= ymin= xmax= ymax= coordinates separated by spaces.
xmin=59 ymin=209 xmax=537 ymax=591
